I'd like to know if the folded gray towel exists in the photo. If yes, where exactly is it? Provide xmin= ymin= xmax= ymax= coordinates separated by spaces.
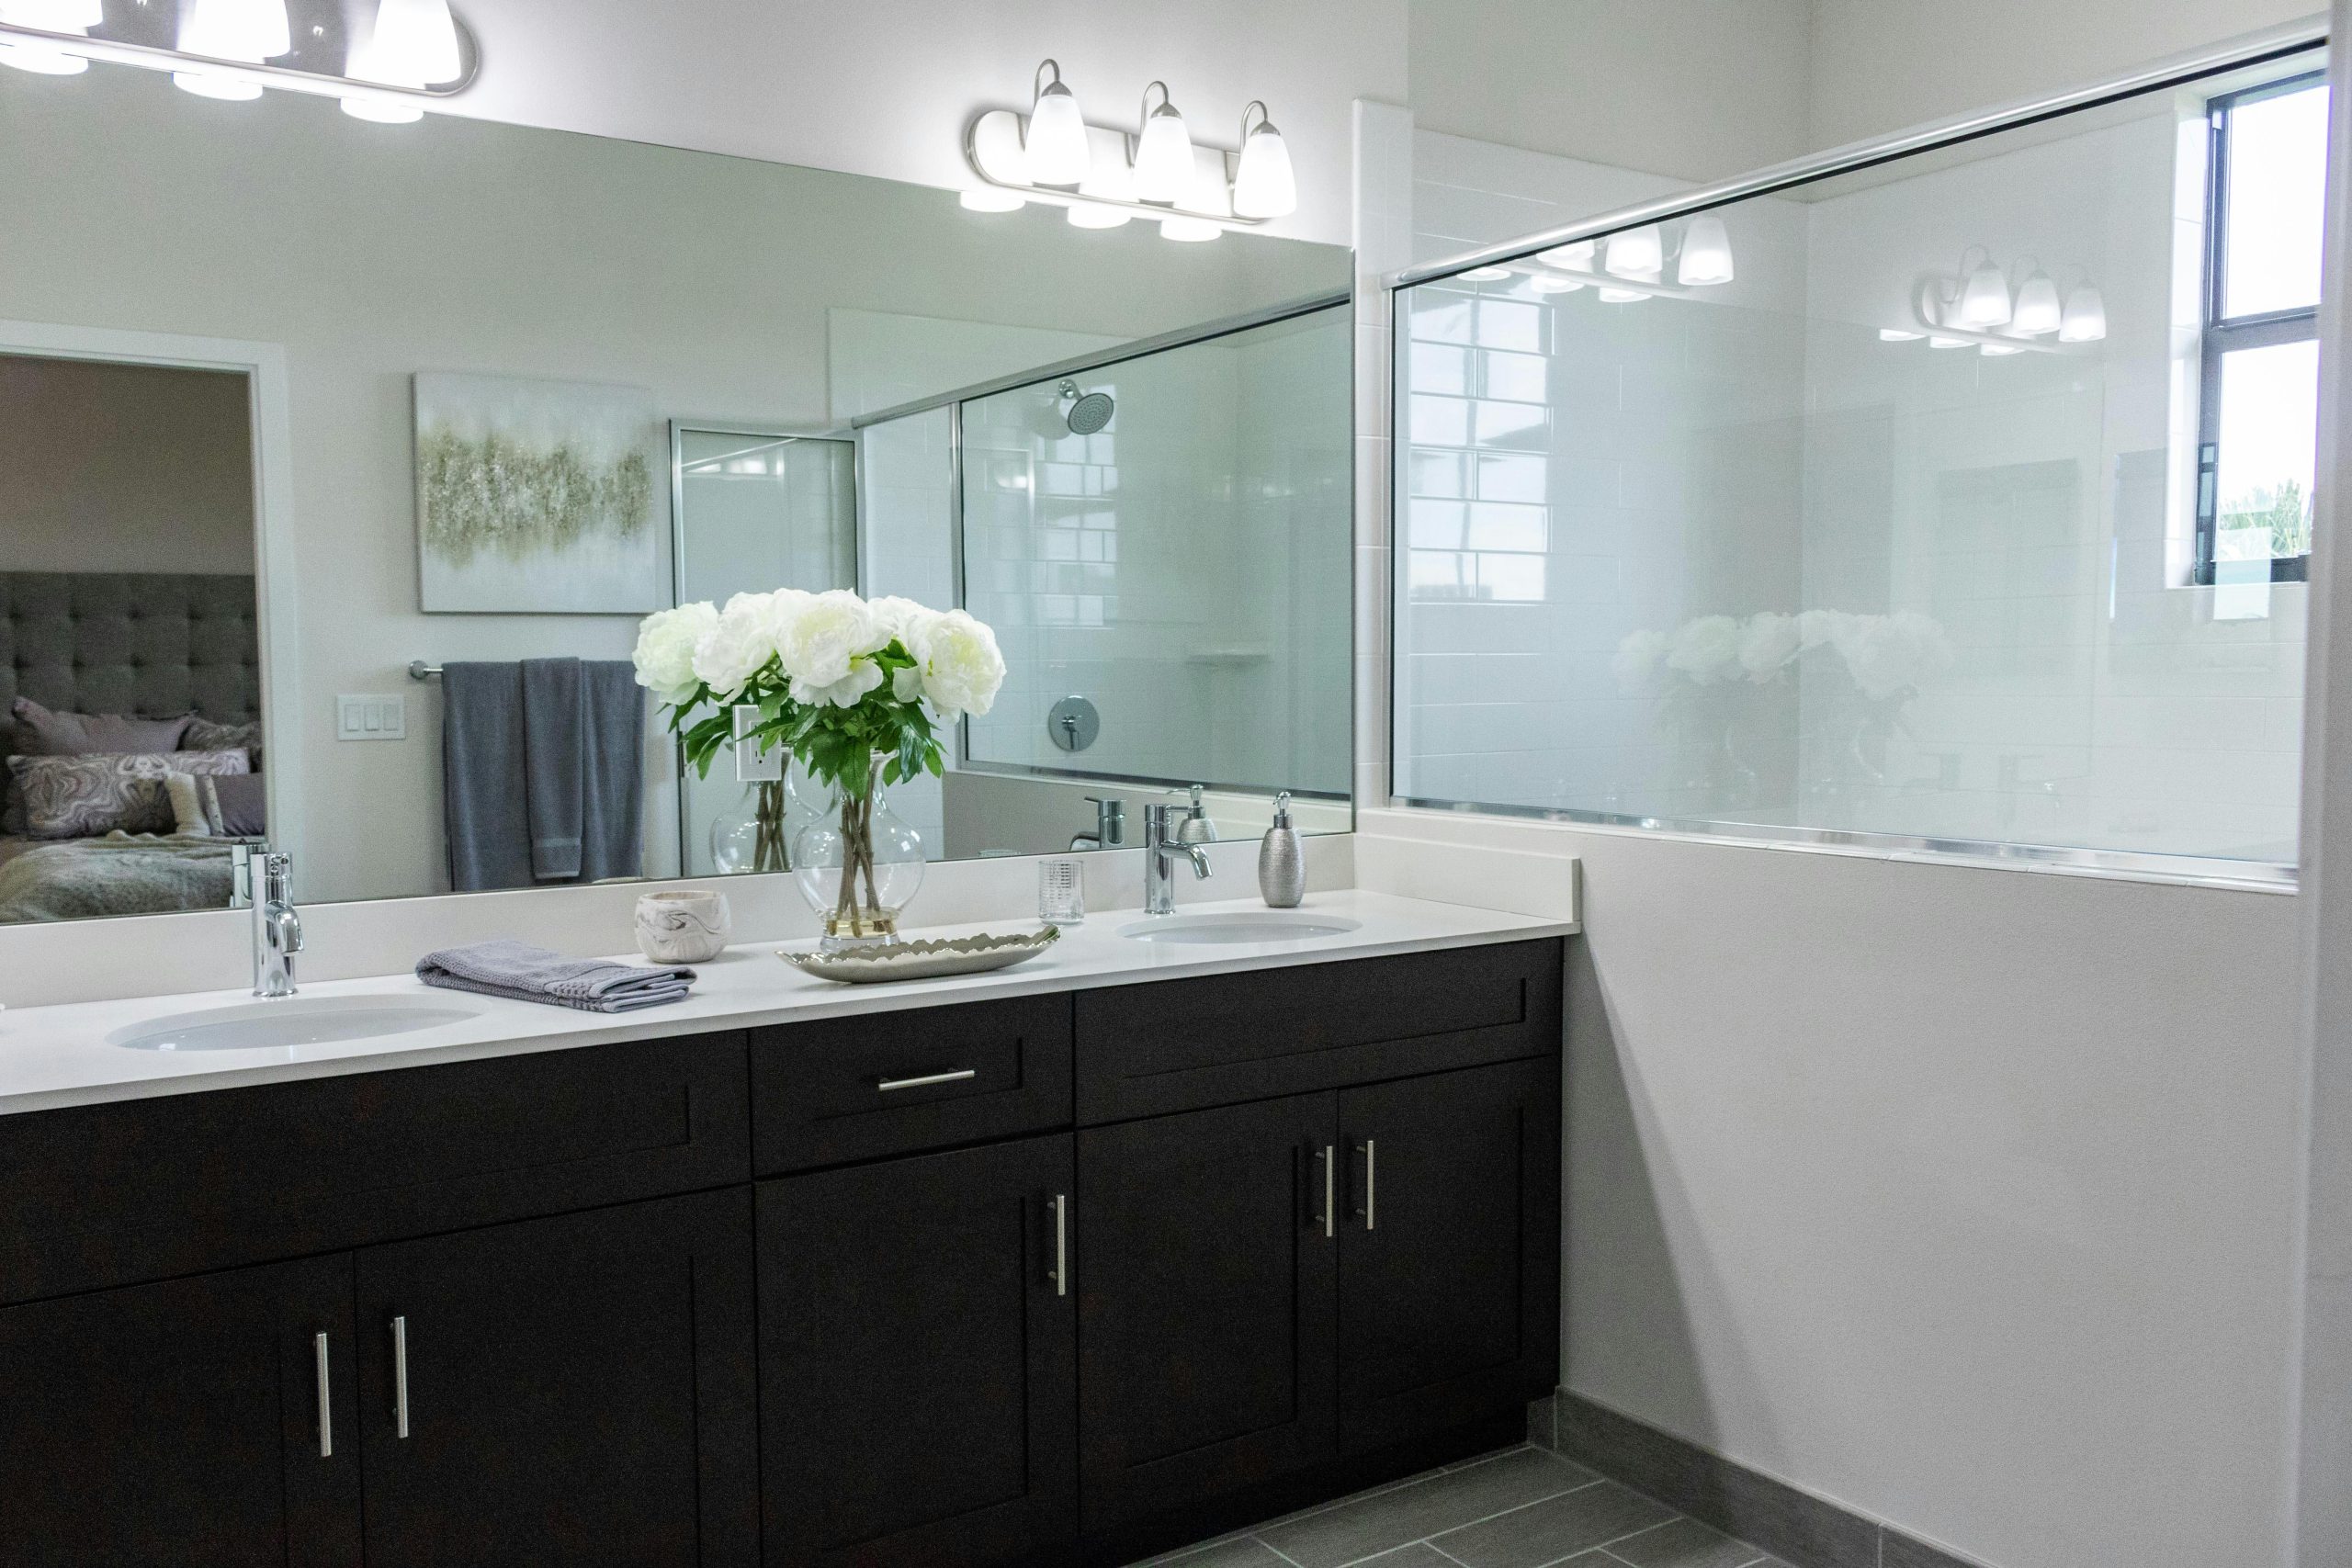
xmin=416 ymin=939 xmax=695 ymax=1013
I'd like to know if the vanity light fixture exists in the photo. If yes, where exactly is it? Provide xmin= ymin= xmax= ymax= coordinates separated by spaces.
xmin=1531 ymin=274 xmax=1585 ymax=294
xmin=344 ymin=0 xmax=459 ymax=121
xmin=962 ymin=64 xmax=1295 ymax=241
xmin=1676 ymin=214 xmax=1736 ymax=286
xmin=1231 ymin=100 xmax=1296 ymax=219
xmin=1955 ymin=248 xmax=2013 ymax=327
xmin=1538 ymin=240 xmax=1595 ymax=269
xmin=174 ymin=0 xmax=289 ymax=98
xmin=1604 ymin=225 xmax=1665 ymax=279
xmin=2058 ymin=281 xmax=2108 ymax=342
xmin=0 ymin=0 xmax=98 ymax=74
xmin=1024 ymin=59 xmax=1092 ymax=187
xmin=2011 ymin=266 xmax=2063 ymax=335
xmin=1131 ymin=81 xmax=1193 ymax=204
xmin=1460 ymin=265 xmax=1512 ymax=282
xmin=1879 ymin=328 xmax=1926 ymax=341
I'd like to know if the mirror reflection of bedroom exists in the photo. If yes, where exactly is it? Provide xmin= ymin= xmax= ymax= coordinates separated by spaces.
xmin=0 ymin=350 xmax=263 ymax=925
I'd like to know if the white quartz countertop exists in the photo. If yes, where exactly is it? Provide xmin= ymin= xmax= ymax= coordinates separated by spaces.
xmin=0 ymin=891 xmax=1575 ymax=1115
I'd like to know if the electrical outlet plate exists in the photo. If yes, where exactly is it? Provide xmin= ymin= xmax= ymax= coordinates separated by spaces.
xmin=336 ymin=694 xmax=406 ymax=741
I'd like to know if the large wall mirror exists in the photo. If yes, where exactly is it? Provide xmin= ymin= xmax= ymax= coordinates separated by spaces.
xmin=0 ymin=61 xmax=1353 ymax=926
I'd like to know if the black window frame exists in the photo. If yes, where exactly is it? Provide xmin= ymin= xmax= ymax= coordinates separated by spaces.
xmin=2196 ymin=69 xmax=2326 ymax=587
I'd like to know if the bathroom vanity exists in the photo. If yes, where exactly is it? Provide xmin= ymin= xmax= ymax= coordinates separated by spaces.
xmin=0 ymin=899 xmax=1566 ymax=1568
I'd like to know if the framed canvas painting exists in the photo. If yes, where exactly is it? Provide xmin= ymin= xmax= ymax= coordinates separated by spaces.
xmin=414 ymin=372 xmax=669 ymax=614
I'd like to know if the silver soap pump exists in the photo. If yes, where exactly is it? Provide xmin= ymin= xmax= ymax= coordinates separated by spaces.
xmin=1257 ymin=793 xmax=1305 ymax=908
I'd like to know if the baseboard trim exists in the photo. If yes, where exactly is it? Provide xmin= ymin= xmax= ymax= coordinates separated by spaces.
xmin=1527 ymin=1391 xmax=1999 ymax=1568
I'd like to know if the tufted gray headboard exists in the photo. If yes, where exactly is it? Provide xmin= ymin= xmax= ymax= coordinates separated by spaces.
xmin=0 ymin=572 xmax=261 ymax=761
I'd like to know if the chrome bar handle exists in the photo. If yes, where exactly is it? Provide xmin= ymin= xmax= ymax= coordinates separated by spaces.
xmin=391 ymin=1315 xmax=410 ymax=1439
xmin=313 ymin=1332 xmax=333 ymax=1458
xmin=1313 ymin=1145 xmax=1334 ymax=1238
xmin=876 ymin=1068 xmax=978 ymax=1093
xmin=1355 ymin=1140 xmax=1376 ymax=1231
xmin=1050 ymin=1193 xmax=1069 ymax=1298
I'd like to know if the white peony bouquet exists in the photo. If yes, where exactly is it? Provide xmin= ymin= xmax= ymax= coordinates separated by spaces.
xmin=632 ymin=589 xmax=1006 ymax=801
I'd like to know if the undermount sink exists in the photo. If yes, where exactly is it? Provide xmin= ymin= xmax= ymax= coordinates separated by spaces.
xmin=107 ymin=996 xmax=481 ymax=1053
xmin=1118 ymin=912 xmax=1363 ymax=945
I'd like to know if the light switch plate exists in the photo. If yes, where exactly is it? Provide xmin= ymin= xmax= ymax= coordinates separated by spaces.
xmin=336 ymin=694 xmax=406 ymax=741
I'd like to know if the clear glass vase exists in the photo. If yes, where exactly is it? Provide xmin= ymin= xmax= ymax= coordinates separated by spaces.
xmin=791 ymin=756 xmax=925 ymax=949
xmin=709 ymin=780 xmax=789 ymax=875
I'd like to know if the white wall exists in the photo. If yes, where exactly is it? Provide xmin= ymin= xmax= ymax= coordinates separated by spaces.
xmin=1406 ymin=0 xmax=1814 ymax=184
xmin=1808 ymin=0 xmax=2323 ymax=152
xmin=0 ymin=355 xmax=254 ymax=576
xmin=441 ymin=0 xmax=1406 ymax=249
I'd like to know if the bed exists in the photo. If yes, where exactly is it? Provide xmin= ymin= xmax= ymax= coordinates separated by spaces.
xmin=0 ymin=571 xmax=262 ymax=924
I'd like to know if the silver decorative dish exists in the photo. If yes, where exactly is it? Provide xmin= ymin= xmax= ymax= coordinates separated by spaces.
xmin=778 ymin=926 xmax=1061 ymax=985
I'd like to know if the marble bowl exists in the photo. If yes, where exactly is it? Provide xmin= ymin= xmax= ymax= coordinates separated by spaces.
xmin=634 ymin=889 xmax=732 ymax=964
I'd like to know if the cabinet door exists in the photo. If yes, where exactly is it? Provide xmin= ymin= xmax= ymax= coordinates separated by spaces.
xmin=1337 ymin=1058 xmax=1561 ymax=1452
xmin=0 ymin=1254 xmax=360 ymax=1567
xmin=355 ymin=1189 xmax=758 ymax=1568
xmin=1077 ymin=1092 xmax=1338 ymax=1535
xmin=759 ymin=1134 xmax=1078 ymax=1568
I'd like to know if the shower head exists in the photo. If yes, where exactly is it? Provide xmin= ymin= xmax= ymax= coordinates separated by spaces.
xmin=1057 ymin=378 xmax=1115 ymax=435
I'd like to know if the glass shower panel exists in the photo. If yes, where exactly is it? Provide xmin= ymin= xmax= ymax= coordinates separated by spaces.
xmin=957 ymin=305 xmax=1352 ymax=801
xmin=673 ymin=428 xmax=855 ymax=875
xmin=1392 ymin=48 xmax=2322 ymax=869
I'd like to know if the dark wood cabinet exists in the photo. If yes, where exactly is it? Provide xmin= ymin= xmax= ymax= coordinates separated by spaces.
xmin=1336 ymin=1057 xmax=1561 ymax=1451
xmin=758 ymin=1134 xmax=1079 ymax=1568
xmin=1075 ymin=1092 xmax=1340 ymax=1536
xmin=0 ymin=1253 xmax=361 ymax=1568
xmin=354 ymin=1190 xmax=760 ymax=1568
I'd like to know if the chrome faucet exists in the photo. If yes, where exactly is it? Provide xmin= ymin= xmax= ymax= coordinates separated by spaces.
xmin=1071 ymin=795 xmax=1126 ymax=852
xmin=1142 ymin=803 xmax=1212 ymax=916
xmin=232 ymin=845 xmax=303 ymax=998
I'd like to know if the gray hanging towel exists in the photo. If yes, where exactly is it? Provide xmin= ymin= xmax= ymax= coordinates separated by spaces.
xmin=576 ymin=660 xmax=646 ymax=883
xmin=440 ymin=661 xmax=535 ymax=893
xmin=521 ymin=657 xmax=585 ymax=881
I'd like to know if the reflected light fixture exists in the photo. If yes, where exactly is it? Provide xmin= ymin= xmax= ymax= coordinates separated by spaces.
xmin=1598 ymin=286 xmax=1647 ymax=304
xmin=1066 ymin=203 xmax=1131 ymax=229
xmin=1957 ymin=252 xmax=2012 ymax=328
xmin=0 ymin=0 xmax=100 ymax=74
xmin=2058 ymin=283 xmax=2108 ymax=343
xmin=175 ymin=0 xmax=290 ymax=98
xmin=960 ymin=186 xmax=1027 ymax=212
xmin=1676 ymin=214 xmax=1735 ymax=286
xmin=1879 ymin=329 xmax=1926 ymax=342
xmin=1927 ymin=335 xmax=1971 ymax=349
xmin=2011 ymin=267 xmax=2062 ymax=335
xmin=1159 ymin=215 xmax=1219 ymax=243
xmin=1605 ymin=225 xmax=1664 ymax=279
xmin=1538 ymin=240 xmax=1596 ymax=270
xmin=1460 ymin=265 xmax=1512 ymax=282
xmin=1979 ymin=343 xmax=2025 ymax=356
xmin=1532 ymin=274 xmax=1585 ymax=295
xmin=1024 ymin=59 xmax=1091 ymax=187
xmin=344 ymin=0 xmax=458 ymax=120
xmin=1231 ymin=100 xmax=1297 ymax=219
xmin=1131 ymin=81 xmax=1193 ymax=205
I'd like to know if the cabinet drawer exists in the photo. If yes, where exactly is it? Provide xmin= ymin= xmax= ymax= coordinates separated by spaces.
xmin=1075 ymin=940 xmax=1562 ymax=1123
xmin=751 ymin=994 xmax=1072 ymax=1174
xmin=0 ymin=1032 xmax=751 ymax=1306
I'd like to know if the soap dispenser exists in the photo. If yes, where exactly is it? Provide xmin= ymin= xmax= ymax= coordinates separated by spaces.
xmin=1258 ymin=793 xmax=1305 ymax=908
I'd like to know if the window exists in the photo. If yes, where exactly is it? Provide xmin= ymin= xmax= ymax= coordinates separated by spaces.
xmin=2199 ymin=73 xmax=2329 ymax=586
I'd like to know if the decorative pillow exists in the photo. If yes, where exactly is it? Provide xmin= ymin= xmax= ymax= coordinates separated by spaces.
xmin=5 ymin=699 xmax=198 ymax=836
xmin=8 ymin=750 xmax=250 ymax=840
xmin=9 ymin=697 xmax=193 ymax=758
xmin=164 ymin=771 xmax=267 ymax=839
xmin=183 ymin=717 xmax=265 ymax=772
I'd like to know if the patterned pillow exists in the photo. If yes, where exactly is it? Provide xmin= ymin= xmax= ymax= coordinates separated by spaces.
xmin=5 ymin=699 xmax=198 ymax=837
xmin=183 ymin=717 xmax=265 ymax=772
xmin=7 ymin=750 xmax=251 ymax=840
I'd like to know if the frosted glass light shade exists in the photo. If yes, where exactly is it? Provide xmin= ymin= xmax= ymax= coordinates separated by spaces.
xmin=1065 ymin=202 xmax=1130 ymax=230
xmin=1958 ymin=260 xmax=2011 ymax=327
xmin=0 ymin=39 xmax=85 ymax=71
xmin=1676 ymin=214 xmax=1735 ymax=286
xmin=181 ymin=0 xmax=291 ymax=61
xmin=1026 ymin=79 xmax=1091 ymax=187
xmin=1605 ymin=225 xmax=1663 ymax=279
xmin=2059 ymin=284 xmax=2107 ymax=343
xmin=959 ymin=186 xmax=1027 ymax=212
xmin=1598 ymin=286 xmax=1647 ymax=304
xmin=1132 ymin=103 xmax=1193 ymax=205
xmin=1159 ymin=215 xmax=1220 ymax=243
xmin=1537 ymin=241 xmax=1595 ymax=270
xmin=1460 ymin=266 xmax=1511 ymax=281
xmin=2012 ymin=270 xmax=2062 ymax=335
xmin=1532 ymin=275 xmax=1585 ymax=295
xmin=354 ymin=0 xmax=460 ymax=85
xmin=1232 ymin=121 xmax=1297 ymax=219
xmin=0 ymin=0 xmax=101 ymax=28
xmin=174 ymin=69 xmax=263 ymax=97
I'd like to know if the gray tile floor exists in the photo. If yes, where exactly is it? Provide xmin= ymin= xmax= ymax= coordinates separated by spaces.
xmin=1133 ymin=1445 xmax=1793 ymax=1568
